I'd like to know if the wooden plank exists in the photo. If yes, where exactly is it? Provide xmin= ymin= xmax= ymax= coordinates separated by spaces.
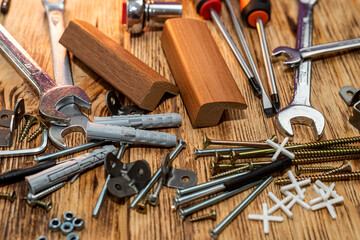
xmin=0 ymin=0 xmax=360 ymax=239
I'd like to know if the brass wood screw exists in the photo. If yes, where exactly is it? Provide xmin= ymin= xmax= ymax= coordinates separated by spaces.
xmin=0 ymin=191 xmax=16 ymax=202
xmin=27 ymin=122 xmax=47 ymax=142
xmin=136 ymin=193 xmax=150 ymax=214
xmin=322 ymin=161 xmax=352 ymax=176
xmin=295 ymin=165 xmax=337 ymax=176
xmin=203 ymin=135 xmax=275 ymax=149
xmin=19 ymin=115 xmax=37 ymax=142
xmin=190 ymin=210 xmax=217 ymax=222
xmin=22 ymin=197 xmax=52 ymax=212
xmin=291 ymin=154 xmax=360 ymax=165
xmin=210 ymin=165 xmax=249 ymax=180
xmin=274 ymin=172 xmax=360 ymax=185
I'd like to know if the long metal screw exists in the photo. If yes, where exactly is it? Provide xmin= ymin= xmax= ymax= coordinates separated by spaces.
xmin=19 ymin=115 xmax=37 ymax=142
xmin=293 ymin=148 xmax=360 ymax=158
xmin=292 ymin=154 xmax=360 ymax=165
xmin=210 ymin=165 xmax=250 ymax=180
xmin=194 ymin=147 xmax=258 ymax=159
xmin=295 ymin=165 xmax=337 ymax=176
xmin=26 ymin=182 xmax=66 ymax=201
xmin=0 ymin=191 xmax=16 ymax=202
xmin=274 ymin=172 xmax=360 ymax=185
xmin=190 ymin=210 xmax=217 ymax=222
xmin=27 ymin=122 xmax=47 ymax=142
xmin=130 ymin=139 xmax=186 ymax=209
xmin=147 ymin=178 xmax=163 ymax=206
xmin=322 ymin=161 xmax=352 ymax=175
xmin=203 ymin=135 xmax=275 ymax=149
xmin=211 ymin=161 xmax=272 ymax=178
xmin=23 ymin=197 xmax=52 ymax=212
xmin=210 ymin=176 xmax=273 ymax=238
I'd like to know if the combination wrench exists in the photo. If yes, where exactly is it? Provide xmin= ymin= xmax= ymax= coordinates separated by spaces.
xmin=42 ymin=0 xmax=91 ymax=149
xmin=0 ymin=24 xmax=91 ymax=124
xmin=276 ymin=0 xmax=325 ymax=139
xmin=273 ymin=37 xmax=360 ymax=66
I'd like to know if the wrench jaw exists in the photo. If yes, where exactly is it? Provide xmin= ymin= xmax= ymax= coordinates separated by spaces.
xmin=272 ymin=46 xmax=302 ymax=67
xmin=276 ymin=105 xmax=325 ymax=140
xmin=39 ymin=86 xmax=91 ymax=124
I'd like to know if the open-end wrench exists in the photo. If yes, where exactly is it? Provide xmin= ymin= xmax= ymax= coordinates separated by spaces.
xmin=0 ymin=24 xmax=91 ymax=123
xmin=276 ymin=0 xmax=325 ymax=139
xmin=42 ymin=0 xmax=91 ymax=149
xmin=273 ymin=37 xmax=360 ymax=66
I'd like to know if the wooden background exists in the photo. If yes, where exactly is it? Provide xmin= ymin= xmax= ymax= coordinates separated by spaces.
xmin=0 ymin=0 xmax=360 ymax=239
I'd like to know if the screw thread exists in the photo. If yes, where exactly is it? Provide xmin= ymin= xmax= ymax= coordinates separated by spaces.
xmin=294 ymin=148 xmax=360 ymax=157
xmin=296 ymin=165 xmax=335 ymax=175
xmin=34 ymin=200 xmax=52 ymax=212
xmin=292 ymin=154 xmax=360 ymax=164
xmin=27 ymin=122 xmax=46 ymax=142
xmin=153 ymin=178 xmax=163 ymax=196
xmin=190 ymin=210 xmax=216 ymax=222
xmin=210 ymin=165 xmax=249 ymax=180
xmin=290 ymin=136 xmax=360 ymax=149
xmin=274 ymin=172 xmax=360 ymax=185
xmin=19 ymin=115 xmax=37 ymax=142
xmin=322 ymin=162 xmax=352 ymax=176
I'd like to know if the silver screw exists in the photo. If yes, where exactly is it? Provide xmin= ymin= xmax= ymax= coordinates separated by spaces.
xmin=26 ymin=182 xmax=66 ymax=201
xmin=210 ymin=176 xmax=273 ymax=238
xmin=130 ymin=139 xmax=187 ymax=209
xmin=147 ymin=177 xmax=163 ymax=206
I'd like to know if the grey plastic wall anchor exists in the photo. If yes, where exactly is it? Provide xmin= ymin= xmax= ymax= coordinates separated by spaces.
xmin=86 ymin=122 xmax=177 ymax=147
xmin=25 ymin=145 xmax=116 ymax=194
xmin=94 ymin=113 xmax=182 ymax=129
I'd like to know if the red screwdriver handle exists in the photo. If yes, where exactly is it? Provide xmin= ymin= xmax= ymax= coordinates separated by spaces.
xmin=194 ymin=0 xmax=222 ymax=19
xmin=240 ymin=0 xmax=271 ymax=27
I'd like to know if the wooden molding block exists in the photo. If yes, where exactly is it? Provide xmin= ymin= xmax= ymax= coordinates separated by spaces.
xmin=60 ymin=20 xmax=178 ymax=111
xmin=161 ymin=18 xmax=247 ymax=127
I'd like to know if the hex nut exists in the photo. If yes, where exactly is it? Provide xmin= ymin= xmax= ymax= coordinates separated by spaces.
xmin=63 ymin=211 xmax=75 ymax=222
xmin=60 ymin=222 xmax=74 ymax=235
xmin=37 ymin=236 xmax=48 ymax=240
xmin=67 ymin=232 xmax=80 ymax=240
xmin=48 ymin=218 xmax=62 ymax=232
xmin=72 ymin=217 xmax=85 ymax=231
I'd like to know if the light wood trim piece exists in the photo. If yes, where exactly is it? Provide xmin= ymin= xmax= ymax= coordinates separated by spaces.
xmin=161 ymin=18 xmax=247 ymax=127
xmin=59 ymin=20 xmax=178 ymax=111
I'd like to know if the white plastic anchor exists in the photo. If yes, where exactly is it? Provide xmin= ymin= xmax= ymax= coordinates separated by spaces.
xmin=266 ymin=137 xmax=295 ymax=161
xmin=267 ymin=192 xmax=293 ymax=218
xmin=284 ymin=189 xmax=310 ymax=211
xmin=280 ymin=170 xmax=310 ymax=200
xmin=248 ymin=203 xmax=283 ymax=234
xmin=311 ymin=195 xmax=344 ymax=219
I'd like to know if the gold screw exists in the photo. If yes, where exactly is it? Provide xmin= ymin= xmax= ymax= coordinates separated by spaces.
xmin=27 ymin=122 xmax=47 ymax=142
xmin=210 ymin=165 xmax=249 ymax=180
xmin=190 ymin=210 xmax=217 ymax=222
xmin=293 ymin=148 xmax=360 ymax=158
xmin=0 ymin=191 xmax=16 ymax=202
xmin=274 ymin=172 xmax=360 ymax=185
xmin=295 ymin=165 xmax=336 ymax=176
xmin=203 ymin=135 xmax=273 ymax=149
xmin=322 ymin=161 xmax=352 ymax=175
xmin=19 ymin=115 xmax=37 ymax=142
xmin=22 ymin=197 xmax=52 ymax=212
xmin=136 ymin=193 xmax=149 ymax=214
xmin=292 ymin=154 xmax=360 ymax=165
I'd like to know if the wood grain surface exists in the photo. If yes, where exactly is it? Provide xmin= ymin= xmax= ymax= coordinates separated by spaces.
xmin=0 ymin=0 xmax=360 ymax=240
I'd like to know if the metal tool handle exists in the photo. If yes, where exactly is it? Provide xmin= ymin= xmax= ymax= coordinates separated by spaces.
xmin=300 ymin=38 xmax=360 ymax=59
xmin=0 ymin=24 xmax=57 ymax=95
xmin=42 ymin=0 xmax=73 ymax=86
xmin=25 ymin=145 xmax=117 ymax=194
xmin=291 ymin=0 xmax=316 ymax=106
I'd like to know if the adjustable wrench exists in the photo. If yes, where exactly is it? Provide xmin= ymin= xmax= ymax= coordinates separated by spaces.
xmin=276 ymin=0 xmax=325 ymax=139
xmin=273 ymin=37 xmax=360 ymax=66
xmin=42 ymin=0 xmax=91 ymax=149
xmin=0 ymin=24 xmax=91 ymax=123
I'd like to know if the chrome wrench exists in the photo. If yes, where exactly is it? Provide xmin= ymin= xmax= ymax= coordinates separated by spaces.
xmin=276 ymin=0 xmax=325 ymax=139
xmin=273 ymin=37 xmax=360 ymax=66
xmin=42 ymin=0 xmax=91 ymax=149
xmin=0 ymin=24 xmax=91 ymax=123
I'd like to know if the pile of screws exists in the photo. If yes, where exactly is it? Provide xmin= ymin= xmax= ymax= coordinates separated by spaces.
xmin=19 ymin=114 xmax=47 ymax=142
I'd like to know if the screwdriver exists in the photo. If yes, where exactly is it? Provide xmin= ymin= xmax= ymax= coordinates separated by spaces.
xmin=193 ymin=0 xmax=263 ymax=98
xmin=240 ymin=0 xmax=280 ymax=112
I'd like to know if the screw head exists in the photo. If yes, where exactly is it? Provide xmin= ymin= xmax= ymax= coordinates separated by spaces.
xmin=203 ymin=135 xmax=211 ymax=149
xmin=295 ymin=165 xmax=301 ymax=176
xmin=8 ymin=191 xmax=16 ymax=202
xmin=209 ymin=210 xmax=217 ymax=220
xmin=44 ymin=201 xmax=52 ymax=212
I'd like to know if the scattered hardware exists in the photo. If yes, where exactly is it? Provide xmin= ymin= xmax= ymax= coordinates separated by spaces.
xmin=339 ymin=86 xmax=360 ymax=130
xmin=86 ymin=122 xmax=177 ymax=147
xmin=0 ymin=191 xmax=16 ymax=202
xmin=19 ymin=114 xmax=37 ymax=142
xmin=0 ymin=24 xmax=91 ymax=124
xmin=60 ymin=20 xmax=178 ymax=111
xmin=105 ymin=90 xmax=144 ymax=116
xmin=0 ymin=98 xmax=25 ymax=146
xmin=27 ymin=122 xmax=46 ymax=142
xmin=104 ymin=152 xmax=151 ymax=199
xmin=42 ymin=0 xmax=91 ymax=149
xmin=275 ymin=0 xmax=325 ymax=140
xmin=248 ymin=203 xmax=283 ymax=234
xmin=190 ymin=210 xmax=217 ymax=222
xmin=240 ymin=0 xmax=280 ymax=112
xmin=0 ymin=128 xmax=48 ymax=158
xmin=273 ymin=38 xmax=360 ymax=66
xmin=25 ymin=145 xmax=116 ymax=194
xmin=125 ymin=0 xmax=182 ymax=34
xmin=161 ymin=19 xmax=247 ymax=127
xmin=49 ymin=218 xmax=62 ymax=232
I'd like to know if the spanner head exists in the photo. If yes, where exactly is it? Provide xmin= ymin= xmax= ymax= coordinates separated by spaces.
xmin=272 ymin=46 xmax=302 ymax=66
xmin=39 ymin=85 xmax=91 ymax=124
xmin=276 ymin=105 xmax=325 ymax=140
xmin=48 ymin=103 xmax=90 ymax=149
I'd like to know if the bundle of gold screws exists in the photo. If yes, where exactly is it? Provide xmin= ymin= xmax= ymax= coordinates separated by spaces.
xmin=18 ymin=114 xmax=47 ymax=142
